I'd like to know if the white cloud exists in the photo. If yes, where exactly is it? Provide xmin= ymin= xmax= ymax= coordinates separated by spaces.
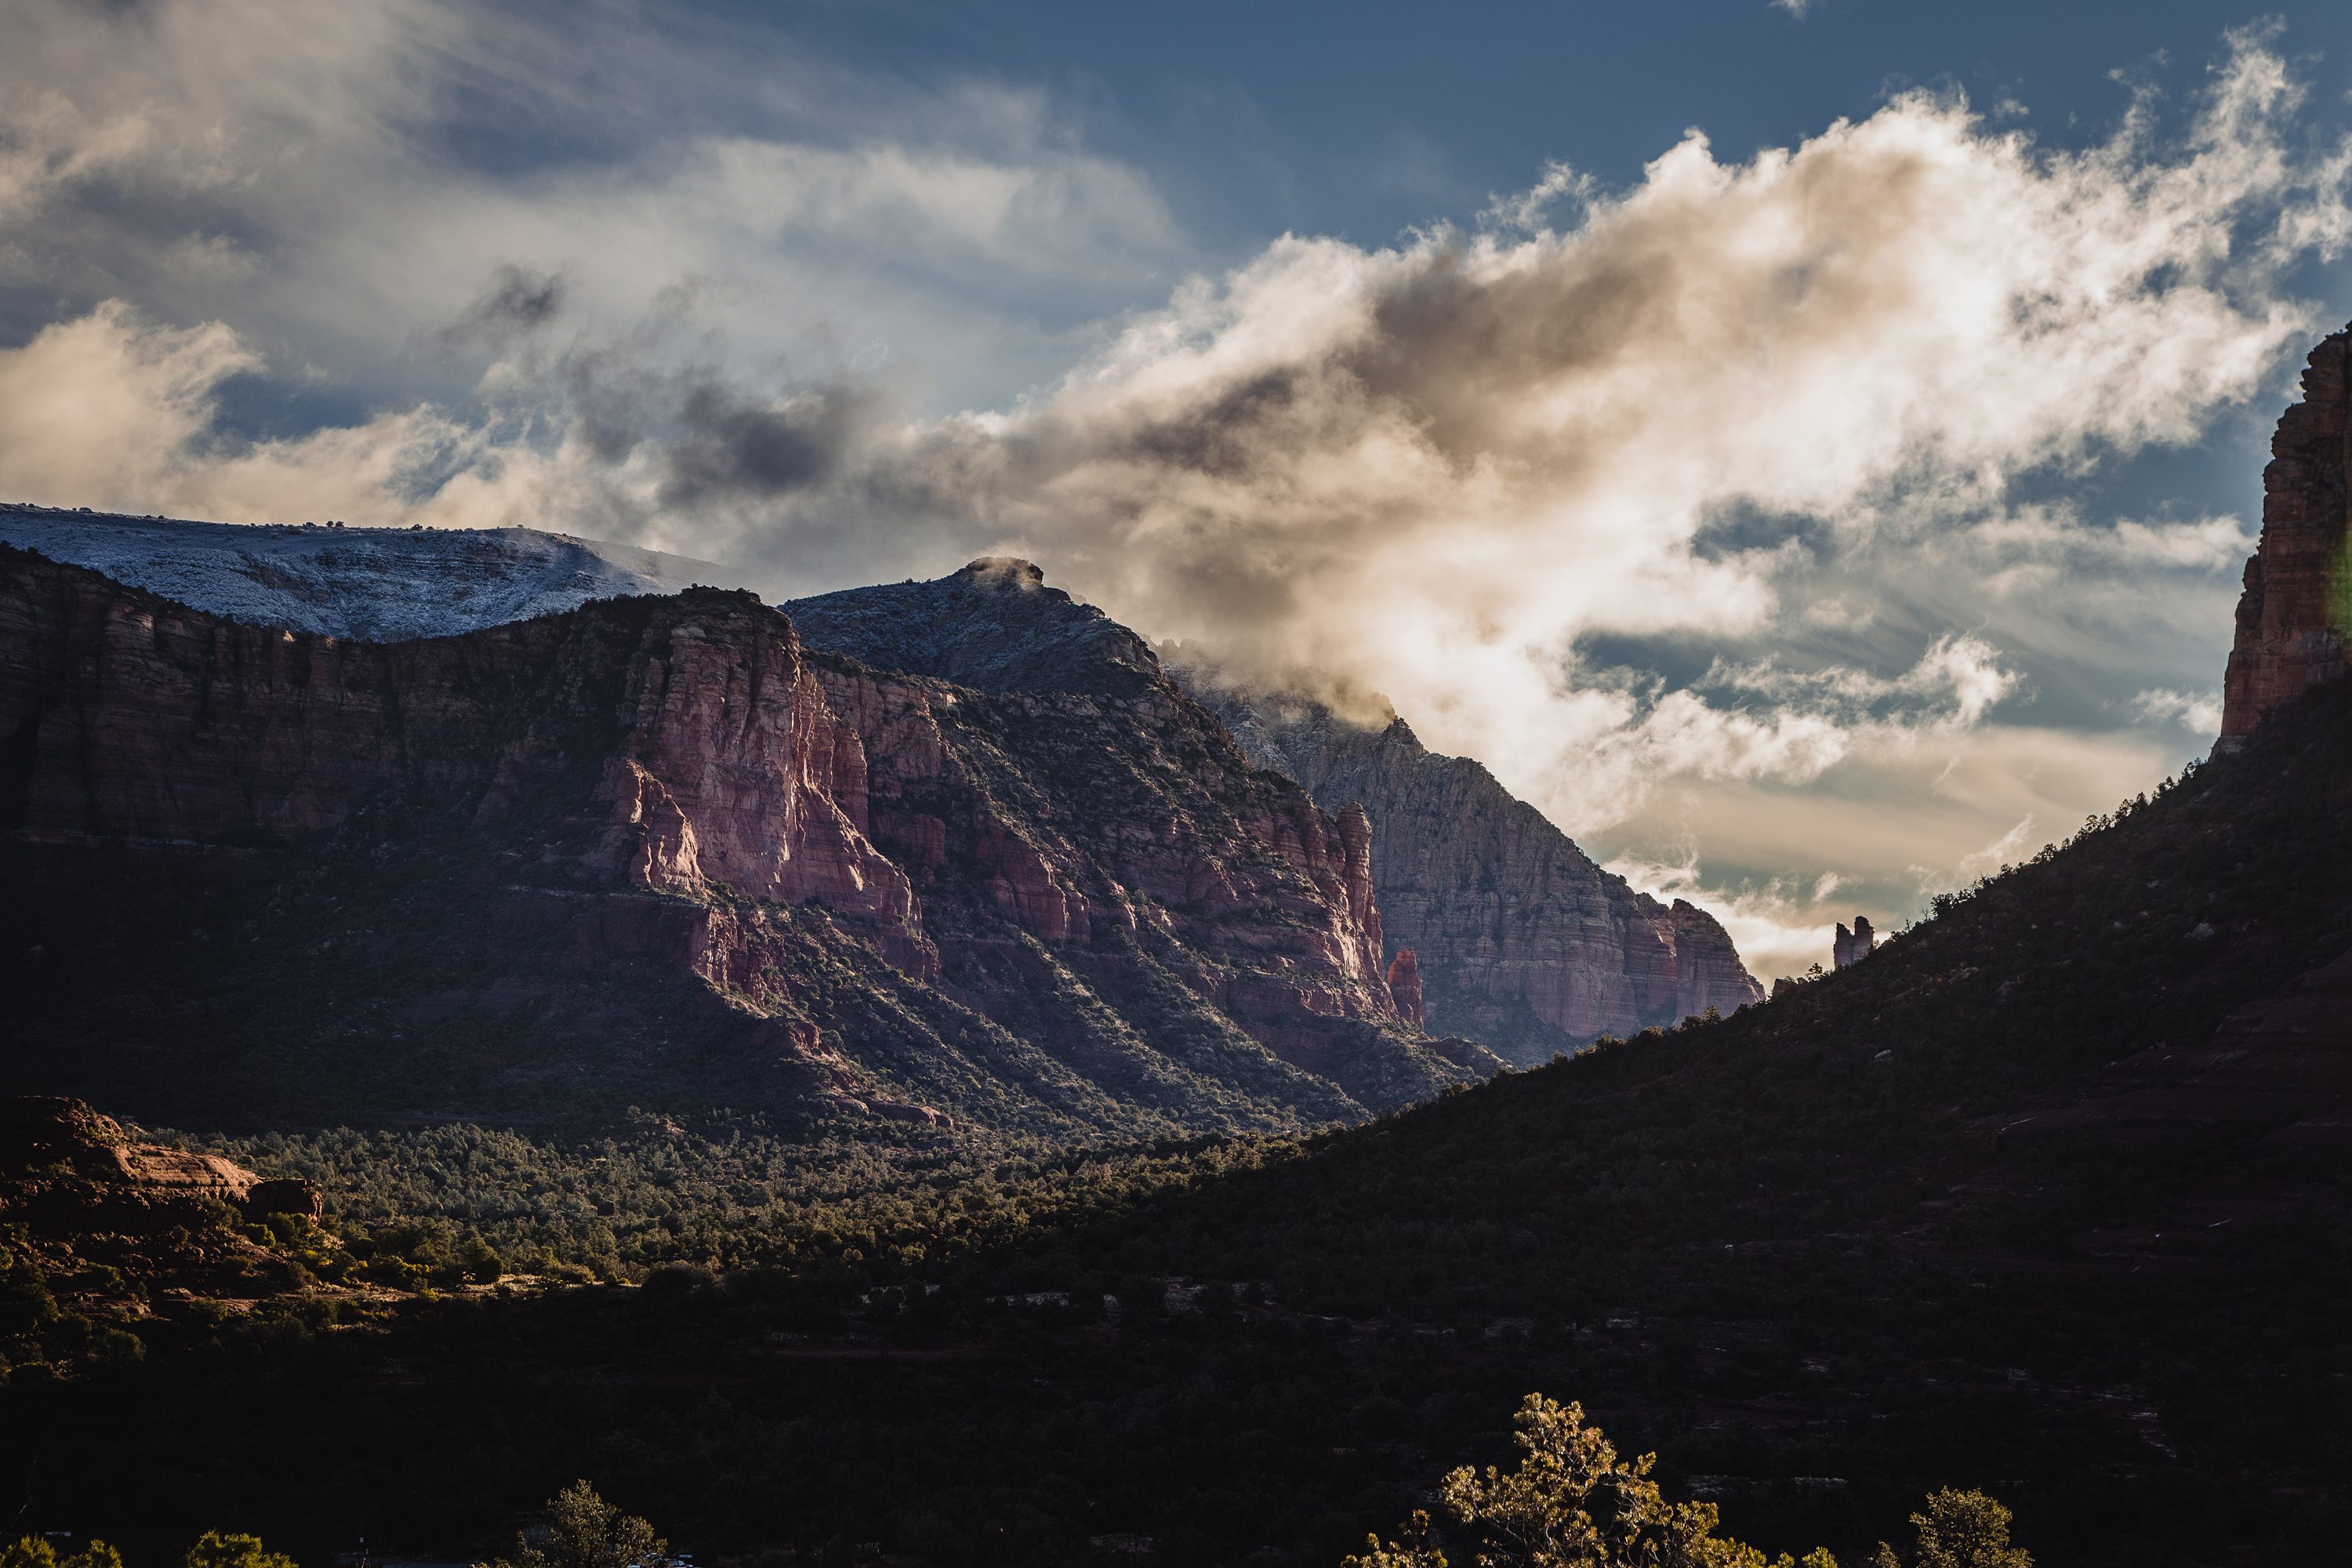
xmin=1911 ymin=815 xmax=2041 ymax=898
xmin=1605 ymin=845 xmax=1840 ymax=984
xmin=0 ymin=13 xmax=2343 ymax=978
xmin=2131 ymin=687 xmax=2227 ymax=733
xmin=0 ymin=0 xmax=1192 ymax=419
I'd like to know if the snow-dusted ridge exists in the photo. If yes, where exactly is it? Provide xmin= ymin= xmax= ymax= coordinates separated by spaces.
xmin=0 ymin=504 xmax=739 ymax=641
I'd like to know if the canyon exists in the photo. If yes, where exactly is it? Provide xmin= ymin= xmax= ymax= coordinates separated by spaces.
xmin=786 ymin=562 xmax=1762 ymax=1065
xmin=1 ymin=545 xmax=1486 ymax=1134
xmin=0 ymin=510 xmax=1770 ymax=1081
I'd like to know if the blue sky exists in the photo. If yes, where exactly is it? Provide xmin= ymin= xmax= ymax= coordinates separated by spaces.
xmin=757 ymin=1 xmax=2348 ymax=256
xmin=4 ymin=0 xmax=2350 ymax=974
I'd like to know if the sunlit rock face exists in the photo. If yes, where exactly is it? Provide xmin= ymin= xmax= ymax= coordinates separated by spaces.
xmin=784 ymin=560 xmax=1497 ymax=1102
xmin=0 ymin=547 xmax=913 ymax=929
xmin=1175 ymin=688 xmax=1766 ymax=1064
xmin=789 ymin=561 xmax=1762 ymax=1065
xmin=2 ymin=544 xmax=1486 ymax=1132
xmin=2219 ymin=323 xmax=2352 ymax=751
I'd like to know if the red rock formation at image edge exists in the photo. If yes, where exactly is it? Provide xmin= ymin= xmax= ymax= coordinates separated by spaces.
xmin=2219 ymin=323 xmax=2352 ymax=750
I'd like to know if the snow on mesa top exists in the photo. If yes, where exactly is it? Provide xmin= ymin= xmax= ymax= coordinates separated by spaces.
xmin=0 ymin=505 xmax=735 ymax=641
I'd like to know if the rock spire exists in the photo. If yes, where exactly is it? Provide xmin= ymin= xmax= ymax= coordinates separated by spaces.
xmin=2218 ymin=323 xmax=2352 ymax=750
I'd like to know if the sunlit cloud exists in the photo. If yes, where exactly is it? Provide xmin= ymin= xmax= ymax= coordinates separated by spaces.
xmin=0 ymin=5 xmax=2344 ymax=976
xmin=2130 ymin=686 xmax=2227 ymax=734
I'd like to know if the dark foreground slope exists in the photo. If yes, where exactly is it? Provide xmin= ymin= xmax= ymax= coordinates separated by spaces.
xmin=0 ymin=546 xmax=1480 ymax=1135
xmin=9 ymin=651 xmax=2351 ymax=1568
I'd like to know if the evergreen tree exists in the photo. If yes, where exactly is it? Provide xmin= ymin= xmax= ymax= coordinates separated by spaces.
xmin=2 ymin=1537 xmax=123 ymax=1568
xmin=478 ymin=1482 xmax=666 ymax=1568
xmin=1870 ymin=1489 xmax=2032 ymax=1568
xmin=182 ymin=1534 xmax=296 ymax=1568
xmin=1345 ymin=1393 xmax=1839 ymax=1568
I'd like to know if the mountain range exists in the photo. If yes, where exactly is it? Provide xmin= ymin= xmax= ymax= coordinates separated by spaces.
xmin=0 ymin=514 xmax=1758 ymax=1131
xmin=5 ymin=325 xmax=2352 ymax=1568
xmin=0 ymin=545 xmax=1486 ymax=1133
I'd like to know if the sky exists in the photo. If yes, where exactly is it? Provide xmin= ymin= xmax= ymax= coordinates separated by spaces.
xmin=5 ymin=0 xmax=2352 ymax=978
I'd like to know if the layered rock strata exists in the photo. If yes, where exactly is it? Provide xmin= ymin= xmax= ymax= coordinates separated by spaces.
xmin=1174 ymin=689 xmax=1765 ymax=1063
xmin=2 ymin=546 xmax=1482 ymax=1132
xmin=2219 ymin=322 xmax=2352 ymax=750
xmin=789 ymin=566 xmax=1759 ymax=1065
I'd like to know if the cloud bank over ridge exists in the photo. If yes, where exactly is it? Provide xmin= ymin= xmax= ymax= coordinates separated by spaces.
xmin=2 ymin=3 xmax=2348 ymax=975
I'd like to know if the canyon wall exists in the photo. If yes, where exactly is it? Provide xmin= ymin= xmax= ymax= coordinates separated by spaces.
xmin=1183 ymin=691 xmax=1765 ymax=1063
xmin=2 ymin=546 xmax=1484 ymax=1133
xmin=786 ymin=561 xmax=1762 ymax=1066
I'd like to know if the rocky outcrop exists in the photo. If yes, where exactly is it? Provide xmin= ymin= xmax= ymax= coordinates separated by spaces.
xmin=0 ymin=1096 xmax=320 ymax=1232
xmin=2218 ymin=323 xmax=2352 ymax=750
xmin=1385 ymin=950 xmax=1425 ymax=1029
xmin=0 ymin=1095 xmax=317 ymax=1311
xmin=788 ymin=557 xmax=1163 ymax=695
xmin=1170 ymin=689 xmax=1765 ymax=1064
xmin=1834 ymin=916 xmax=1875 ymax=969
xmin=2 ymin=546 xmax=1485 ymax=1134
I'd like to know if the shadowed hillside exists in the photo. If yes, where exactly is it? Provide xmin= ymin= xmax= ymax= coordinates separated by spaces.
xmin=5 ymin=643 xmax=2350 ymax=1568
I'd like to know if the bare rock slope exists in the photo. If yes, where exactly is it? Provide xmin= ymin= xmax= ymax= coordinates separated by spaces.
xmin=788 ymin=563 xmax=1762 ymax=1065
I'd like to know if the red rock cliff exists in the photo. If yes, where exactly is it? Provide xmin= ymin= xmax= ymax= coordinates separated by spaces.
xmin=2 ymin=546 xmax=1484 ymax=1133
xmin=1179 ymin=691 xmax=1766 ymax=1063
xmin=0 ymin=552 xmax=913 ymax=932
xmin=2219 ymin=323 xmax=2352 ymax=750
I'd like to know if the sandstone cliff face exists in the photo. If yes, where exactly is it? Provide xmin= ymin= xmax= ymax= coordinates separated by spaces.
xmin=807 ymin=662 xmax=1413 ymax=1070
xmin=2 ymin=546 xmax=1480 ymax=1134
xmin=1178 ymin=691 xmax=1764 ymax=1064
xmin=2219 ymin=323 xmax=2352 ymax=749
xmin=0 ymin=550 xmax=913 ymax=928
xmin=789 ymin=560 xmax=1493 ymax=1107
xmin=1385 ymin=949 xmax=1425 ymax=1029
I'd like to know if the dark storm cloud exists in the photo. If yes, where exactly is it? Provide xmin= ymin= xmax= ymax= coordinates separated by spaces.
xmin=658 ymin=380 xmax=881 ymax=507
xmin=439 ymin=263 xmax=567 ymax=347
